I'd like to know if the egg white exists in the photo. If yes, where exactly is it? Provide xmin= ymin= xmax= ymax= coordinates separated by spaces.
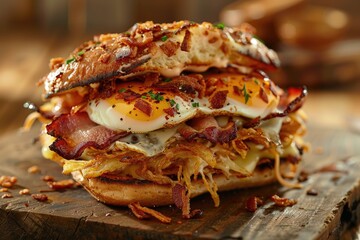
xmin=87 ymin=94 xmax=278 ymax=133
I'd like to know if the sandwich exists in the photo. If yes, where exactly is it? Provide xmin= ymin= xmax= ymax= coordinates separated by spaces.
xmin=24 ymin=21 xmax=307 ymax=219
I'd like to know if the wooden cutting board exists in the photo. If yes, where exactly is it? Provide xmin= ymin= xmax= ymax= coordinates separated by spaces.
xmin=0 ymin=125 xmax=359 ymax=240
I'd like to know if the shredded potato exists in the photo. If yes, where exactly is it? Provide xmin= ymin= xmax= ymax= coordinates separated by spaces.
xmin=49 ymin=111 xmax=306 ymax=207
xmin=271 ymin=148 xmax=302 ymax=189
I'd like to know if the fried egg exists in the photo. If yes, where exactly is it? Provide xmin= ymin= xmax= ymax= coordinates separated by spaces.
xmin=86 ymin=73 xmax=279 ymax=133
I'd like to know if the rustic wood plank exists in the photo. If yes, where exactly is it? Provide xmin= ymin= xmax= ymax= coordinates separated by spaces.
xmin=0 ymin=124 xmax=359 ymax=240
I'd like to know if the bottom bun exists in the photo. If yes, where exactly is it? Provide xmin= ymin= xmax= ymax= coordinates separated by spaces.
xmin=72 ymin=161 xmax=298 ymax=207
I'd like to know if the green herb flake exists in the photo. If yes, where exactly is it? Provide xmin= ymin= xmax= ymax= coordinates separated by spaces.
xmin=169 ymin=99 xmax=176 ymax=107
xmin=161 ymin=35 xmax=168 ymax=42
xmin=213 ymin=23 xmax=225 ymax=30
xmin=253 ymin=35 xmax=264 ymax=44
xmin=175 ymin=103 xmax=180 ymax=111
xmin=163 ymin=78 xmax=172 ymax=82
xmin=66 ymin=57 xmax=75 ymax=64
xmin=119 ymin=88 xmax=127 ymax=93
xmin=192 ymin=102 xmax=200 ymax=108
xmin=77 ymin=50 xmax=85 ymax=56
xmin=141 ymin=95 xmax=147 ymax=99
xmin=242 ymin=84 xmax=251 ymax=104
xmin=254 ymin=79 xmax=259 ymax=85
xmin=148 ymin=91 xmax=164 ymax=101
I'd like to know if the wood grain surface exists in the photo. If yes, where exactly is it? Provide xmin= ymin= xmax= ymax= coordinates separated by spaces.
xmin=0 ymin=124 xmax=359 ymax=240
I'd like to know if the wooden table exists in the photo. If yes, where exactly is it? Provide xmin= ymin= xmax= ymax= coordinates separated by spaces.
xmin=0 ymin=31 xmax=360 ymax=239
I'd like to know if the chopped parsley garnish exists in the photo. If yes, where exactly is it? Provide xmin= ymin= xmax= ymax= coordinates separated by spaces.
xmin=163 ymin=78 xmax=172 ymax=82
xmin=169 ymin=99 xmax=176 ymax=107
xmin=65 ymin=57 xmax=75 ymax=64
xmin=192 ymin=102 xmax=200 ymax=108
xmin=253 ymin=35 xmax=264 ymax=44
xmin=161 ymin=35 xmax=168 ymax=42
xmin=141 ymin=95 xmax=147 ymax=99
xmin=175 ymin=103 xmax=180 ymax=111
xmin=148 ymin=90 xmax=164 ymax=101
xmin=119 ymin=88 xmax=127 ymax=93
xmin=254 ymin=79 xmax=259 ymax=85
xmin=213 ymin=23 xmax=225 ymax=30
xmin=242 ymin=84 xmax=251 ymax=104
xmin=77 ymin=50 xmax=85 ymax=56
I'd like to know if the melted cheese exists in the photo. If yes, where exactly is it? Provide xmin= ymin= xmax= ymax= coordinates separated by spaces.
xmin=234 ymin=142 xmax=299 ymax=173
xmin=114 ymin=126 xmax=179 ymax=157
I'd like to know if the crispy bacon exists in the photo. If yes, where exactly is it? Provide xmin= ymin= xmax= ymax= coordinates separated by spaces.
xmin=134 ymin=99 xmax=152 ymax=116
xmin=128 ymin=202 xmax=172 ymax=223
xmin=153 ymin=74 xmax=205 ymax=98
xmin=232 ymin=128 xmax=270 ymax=158
xmin=243 ymin=86 xmax=307 ymax=128
xmin=163 ymin=107 xmax=175 ymax=117
xmin=258 ymin=87 xmax=269 ymax=103
xmin=172 ymin=184 xmax=202 ymax=219
xmin=270 ymin=195 xmax=297 ymax=207
xmin=245 ymin=196 xmax=264 ymax=212
xmin=180 ymin=30 xmax=191 ymax=52
xmin=209 ymin=90 xmax=228 ymax=109
xmin=47 ymin=179 xmax=75 ymax=190
xmin=47 ymin=112 xmax=129 ymax=159
xmin=160 ymin=40 xmax=180 ymax=57
xmin=243 ymin=116 xmax=261 ymax=129
xmin=172 ymin=184 xmax=190 ymax=216
xmin=115 ymin=89 xmax=141 ymax=102
xmin=264 ymin=86 xmax=307 ymax=121
xmin=178 ymin=116 xmax=237 ymax=143
xmin=128 ymin=202 xmax=151 ymax=219
xmin=143 ymin=73 xmax=160 ymax=87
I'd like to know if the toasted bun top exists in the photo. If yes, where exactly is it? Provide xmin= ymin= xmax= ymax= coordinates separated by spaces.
xmin=42 ymin=21 xmax=280 ymax=98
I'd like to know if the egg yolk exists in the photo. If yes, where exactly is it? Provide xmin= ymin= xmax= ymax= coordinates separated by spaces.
xmin=205 ymin=73 xmax=275 ymax=107
xmin=102 ymin=73 xmax=276 ymax=123
xmin=105 ymin=82 xmax=177 ymax=122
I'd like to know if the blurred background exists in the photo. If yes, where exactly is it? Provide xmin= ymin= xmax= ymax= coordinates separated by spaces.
xmin=0 ymin=0 xmax=360 ymax=135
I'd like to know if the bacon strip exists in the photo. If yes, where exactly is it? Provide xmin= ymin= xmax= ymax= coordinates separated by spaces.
xmin=46 ymin=112 xmax=129 ymax=159
xmin=263 ymin=86 xmax=307 ymax=121
xmin=270 ymin=195 xmax=297 ymax=207
xmin=243 ymin=86 xmax=307 ymax=128
xmin=153 ymin=74 xmax=205 ymax=98
xmin=209 ymin=90 xmax=228 ymax=109
xmin=180 ymin=29 xmax=191 ymax=52
xmin=172 ymin=184 xmax=190 ymax=216
xmin=128 ymin=202 xmax=172 ymax=223
xmin=172 ymin=184 xmax=203 ymax=219
xmin=115 ymin=89 xmax=141 ymax=102
xmin=160 ymin=40 xmax=180 ymax=57
xmin=134 ymin=99 xmax=152 ymax=116
xmin=178 ymin=116 xmax=237 ymax=143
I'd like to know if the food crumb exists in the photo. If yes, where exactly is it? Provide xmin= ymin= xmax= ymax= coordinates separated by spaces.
xmin=270 ymin=195 xmax=297 ymax=207
xmin=31 ymin=193 xmax=48 ymax=202
xmin=105 ymin=213 xmax=111 ymax=217
xmin=332 ymin=173 xmax=342 ymax=182
xmin=1 ymin=193 xmax=13 ymax=199
xmin=19 ymin=189 xmax=31 ymax=195
xmin=245 ymin=196 xmax=264 ymax=212
xmin=27 ymin=165 xmax=41 ymax=174
xmin=42 ymin=175 xmax=55 ymax=182
xmin=297 ymin=170 xmax=309 ymax=182
xmin=306 ymin=189 xmax=318 ymax=196
xmin=0 ymin=175 xmax=17 ymax=188
xmin=0 ymin=188 xmax=9 ymax=192
xmin=47 ymin=179 xmax=75 ymax=190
